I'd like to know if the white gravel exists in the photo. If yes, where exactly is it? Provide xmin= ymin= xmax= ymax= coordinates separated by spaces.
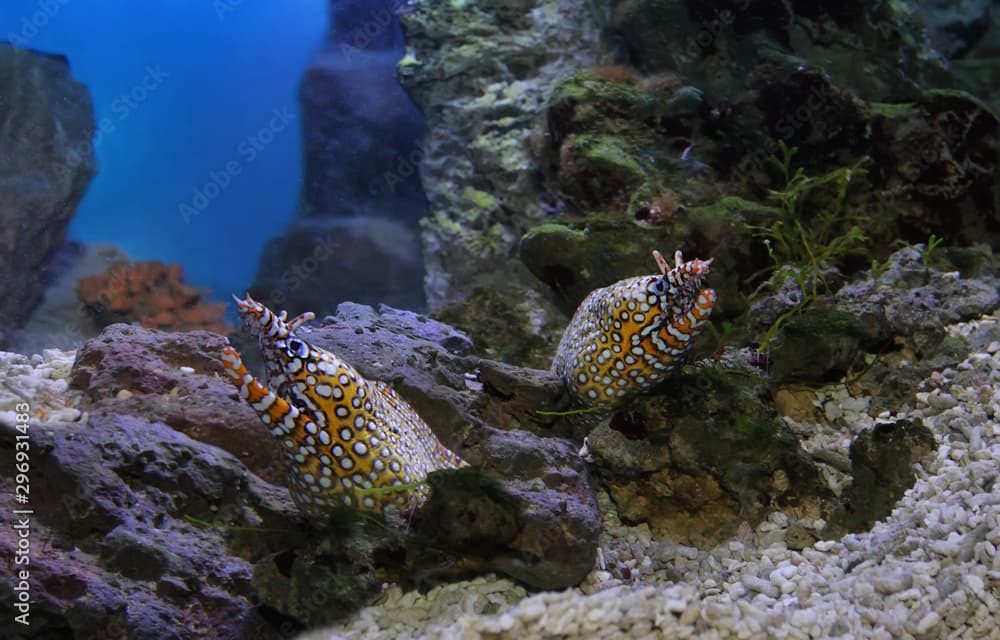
xmin=0 ymin=348 xmax=82 ymax=426
xmin=303 ymin=314 xmax=1000 ymax=640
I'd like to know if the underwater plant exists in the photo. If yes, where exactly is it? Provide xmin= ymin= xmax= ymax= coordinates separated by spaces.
xmin=750 ymin=141 xmax=870 ymax=348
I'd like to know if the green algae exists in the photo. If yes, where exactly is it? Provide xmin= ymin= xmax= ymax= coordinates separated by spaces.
xmin=869 ymin=102 xmax=915 ymax=118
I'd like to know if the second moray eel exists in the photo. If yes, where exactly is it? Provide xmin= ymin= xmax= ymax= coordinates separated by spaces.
xmin=552 ymin=249 xmax=716 ymax=409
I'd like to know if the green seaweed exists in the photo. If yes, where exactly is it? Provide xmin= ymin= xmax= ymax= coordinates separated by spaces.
xmin=751 ymin=141 xmax=870 ymax=349
xmin=535 ymin=406 xmax=603 ymax=416
xmin=356 ymin=481 xmax=427 ymax=496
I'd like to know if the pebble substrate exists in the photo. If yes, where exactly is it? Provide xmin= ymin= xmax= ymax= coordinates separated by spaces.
xmin=305 ymin=315 xmax=1000 ymax=640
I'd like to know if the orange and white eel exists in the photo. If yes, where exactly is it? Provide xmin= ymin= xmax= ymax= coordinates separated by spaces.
xmin=551 ymin=249 xmax=716 ymax=408
xmin=220 ymin=295 xmax=465 ymax=517
xmin=221 ymin=249 xmax=712 ymax=515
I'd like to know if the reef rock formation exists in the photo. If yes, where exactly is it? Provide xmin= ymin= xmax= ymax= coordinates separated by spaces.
xmin=251 ymin=0 xmax=427 ymax=315
xmin=0 ymin=304 xmax=603 ymax=637
xmin=398 ymin=0 xmax=610 ymax=311
xmin=0 ymin=45 xmax=97 ymax=348
xmin=396 ymin=0 xmax=998 ymax=371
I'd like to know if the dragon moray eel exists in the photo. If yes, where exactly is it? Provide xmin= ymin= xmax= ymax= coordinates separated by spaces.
xmin=220 ymin=294 xmax=465 ymax=516
xmin=552 ymin=249 xmax=716 ymax=408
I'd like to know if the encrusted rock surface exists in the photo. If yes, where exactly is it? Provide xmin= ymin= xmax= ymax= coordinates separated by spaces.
xmin=0 ymin=45 xmax=97 ymax=348
xmin=0 ymin=407 xmax=296 ymax=640
xmin=286 ymin=302 xmax=602 ymax=588
xmin=751 ymin=244 xmax=1000 ymax=384
xmin=586 ymin=363 xmax=836 ymax=548
xmin=302 ymin=314 xmax=1000 ymax=640
xmin=68 ymin=323 xmax=288 ymax=486
xmin=398 ymin=0 xmax=610 ymax=311
xmin=0 ymin=304 xmax=604 ymax=638
xmin=251 ymin=0 xmax=428 ymax=314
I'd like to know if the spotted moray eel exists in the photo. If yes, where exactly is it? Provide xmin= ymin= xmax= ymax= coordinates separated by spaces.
xmin=220 ymin=295 xmax=465 ymax=516
xmin=552 ymin=249 xmax=716 ymax=408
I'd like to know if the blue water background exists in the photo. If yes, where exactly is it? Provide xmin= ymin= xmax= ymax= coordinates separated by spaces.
xmin=1 ymin=0 xmax=328 ymax=298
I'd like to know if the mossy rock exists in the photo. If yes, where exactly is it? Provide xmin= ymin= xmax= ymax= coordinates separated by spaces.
xmin=768 ymin=309 xmax=869 ymax=383
xmin=547 ymin=71 xmax=661 ymax=138
xmin=518 ymin=221 xmax=674 ymax=309
xmin=870 ymin=87 xmax=998 ymax=216
xmin=545 ymin=69 xmax=703 ymax=217
xmin=587 ymin=364 xmax=834 ymax=547
xmin=557 ymin=133 xmax=651 ymax=211
xmin=832 ymin=419 xmax=936 ymax=532
xmin=518 ymin=202 xmax=752 ymax=318
xmin=413 ymin=467 xmax=520 ymax=553
xmin=251 ymin=510 xmax=402 ymax=627
xmin=433 ymin=286 xmax=565 ymax=368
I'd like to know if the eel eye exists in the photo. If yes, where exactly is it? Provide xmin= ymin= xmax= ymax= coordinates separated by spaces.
xmin=287 ymin=339 xmax=308 ymax=358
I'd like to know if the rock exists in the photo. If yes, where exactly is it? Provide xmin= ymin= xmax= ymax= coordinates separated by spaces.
xmin=69 ymin=323 xmax=289 ymax=486
xmin=834 ymin=419 xmax=937 ymax=532
xmin=766 ymin=310 xmax=874 ymax=384
xmin=749 ymin=245 xmax=1000 ymax=388
xmin=612 ymin=0 xmax=949 ymax=101
xmin=398 ymin=0 xmax=607 ymax=311
xmin=288 ymin=303 xmax=602 ymax=587
xmin=518 ymin=207 xmax=750 ymax=317
xmin=296 ymin=301 xmax=581 ymax=443
xmin=7 ymin=242 xmax=128 ymax=355
xmin=957 ymin=6 xmax=1000 ymax=112
xmin=587 ymin=363 xmax=837 ymax=547
xmin=917 ymin=0 xmax=994 ymax=58
xmin=469 ymin=358 xmax=580 ymax=440
xmin=756 ymin=69 xmax=872 ymax=169
xmin=460 ymin=429 xmax=600 ymax=589
xmin=870 ymin=89 xmax=998 ymax=209
xmin=251 ymin=0 xmax=428 ymax=314
xmin=0 ymin=414 xmax=297 ymax=640
xmin=56 ymin=302 xmax=600 ymax=616
xmin=432 ymin=286 xmax=567 ymax=369
xmin=0 ymin=45 xmax=97 ymax=348
xmin=251 ymin=217 xmax=426 ymax=316
xmin=299 ymin=0 xmax=425 ymax=220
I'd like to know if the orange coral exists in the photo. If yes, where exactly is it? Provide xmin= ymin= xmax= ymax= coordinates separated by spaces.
xmin=77 ymin=260 xmax=233 ymax=335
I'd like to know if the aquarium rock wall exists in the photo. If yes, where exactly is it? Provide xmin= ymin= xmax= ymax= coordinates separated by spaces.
xmin=251 ymin=0 xmax=428 ymax=315
xmin=0 ymin=45 xmax=96 ymax=348
xmin=2 ymin=0 xmax=1000 ymax=638
xmin=398 ymin=0 xmax=613 ymax=311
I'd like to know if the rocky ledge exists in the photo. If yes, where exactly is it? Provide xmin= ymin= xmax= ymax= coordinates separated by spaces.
xmin=0 ymin=306 xmax=601 ymax=639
